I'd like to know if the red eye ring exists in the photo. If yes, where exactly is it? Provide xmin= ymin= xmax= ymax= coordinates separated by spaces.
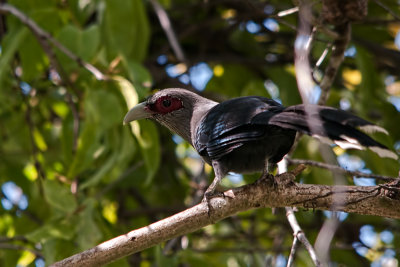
xmin=149 ymin=95 xmax=183 ymax=114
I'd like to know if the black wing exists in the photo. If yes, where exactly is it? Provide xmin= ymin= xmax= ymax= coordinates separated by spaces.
xmin=194 ymin=96 xmax=285 ymax=160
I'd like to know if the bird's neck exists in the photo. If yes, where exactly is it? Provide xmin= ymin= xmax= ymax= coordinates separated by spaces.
xmin=190 ymin=100 xmax=218 ymax=146
xmin=155 ymin=94 xmax=218 ymax=147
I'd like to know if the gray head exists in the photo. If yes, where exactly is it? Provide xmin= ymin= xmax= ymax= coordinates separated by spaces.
xmin=124 ymin=88 xmax=218 ymax=145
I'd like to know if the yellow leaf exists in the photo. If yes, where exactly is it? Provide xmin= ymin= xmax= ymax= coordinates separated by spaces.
xmin=23 ymin=163 xmax=38 ymax=181
xmin=52 ymin=102 xmax=69 ymax=118
xmin=102 ymin=201 xmax=118 ymax=224
xmin=113 ymin=75 xmax=138 ymax=109
xmin=17 ymin=251 xmax=35 ymax=266
xmin=213 ymin=65 xmax=224 ymax=77
xmin=221 ymin=9 xmax=236 ymax=19
xmin=342 ymin=69 xmax=362 ymax=90
xmin=33 ymin=129 xmax=47 ymax=151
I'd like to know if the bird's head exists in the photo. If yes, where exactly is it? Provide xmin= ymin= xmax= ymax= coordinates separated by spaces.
xmin=124 ymin=88 xmax=218 ymax=145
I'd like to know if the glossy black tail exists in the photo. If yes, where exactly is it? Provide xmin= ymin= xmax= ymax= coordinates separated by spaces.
xmin=269 ymin=104 xmax=398 ymax=159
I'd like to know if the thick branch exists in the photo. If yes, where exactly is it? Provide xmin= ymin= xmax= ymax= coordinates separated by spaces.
xmin=50 ymin=172 xmax=400 ymax=267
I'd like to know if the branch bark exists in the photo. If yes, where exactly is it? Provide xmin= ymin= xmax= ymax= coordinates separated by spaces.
xmin=50 ymin=171 xmax=400 ymax=267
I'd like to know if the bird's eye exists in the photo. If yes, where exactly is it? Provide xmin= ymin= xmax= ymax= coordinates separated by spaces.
xmin=162 ymin=99 xmax=171 ymax=107
xmin=150 ymin=95 xmax=183 ymax=114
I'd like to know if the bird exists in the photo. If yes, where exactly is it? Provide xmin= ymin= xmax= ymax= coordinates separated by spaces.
xmin=124 ymin=88 xmax=398 ymax=197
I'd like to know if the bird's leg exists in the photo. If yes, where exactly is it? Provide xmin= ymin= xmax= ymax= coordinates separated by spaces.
xmin=203 ymin=176 xmax=221 ymax=198
xmin=261 ymin=160 xmax=278 ymax=215
xmin=260 ymin=159 xmax=274 ymax=181
xmin=202 ymin=161 xmax=226 ymax=203
xmin=257 ymin=160 xmax=278 ymax=192
xmin=262 ymin=160 xmax=269 ymax=178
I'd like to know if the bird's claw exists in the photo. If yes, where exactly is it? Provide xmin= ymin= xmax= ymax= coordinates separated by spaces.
xmin=202 ymin=190 xmax=224 ymax=217
xmin=256 ymin=173 xmax=278 ymax=188
xmin=202 ymin=190 xmax=224 ymax=202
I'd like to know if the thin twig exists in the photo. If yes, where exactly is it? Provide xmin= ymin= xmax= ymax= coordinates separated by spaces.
xmin=0 ymin=243 xmax=43 ymax=258
xmin=315 ymin=45 xmax=331 ymax=68
xmin=286 ymin=207 xmax=321 ymax=266
xmin=373 ymin=0 xmax=400 ymax=21
xmin=0 ymin=236 xmax=28 ymax=243
xmin=287 ymin=158 xmax=398 ymax=181
xmin=318 ymin=23 xmax=351 ymax=105
xmin=0 ymin=3 xmax=107 ymax=80
xmin=277 ymin=7 xmax=299 ymax=17
xmin=191 ymin=247 xmax=269 ymax=254
xmin=64 ymin=91 xmax=80 ymax=154
xmin=148 ymin=0 xmax=186 ymax=62
xmin=279 ymin=159 xmax=321 ymax=267
xmin=287 ymin=234 xmax=300 ymax=267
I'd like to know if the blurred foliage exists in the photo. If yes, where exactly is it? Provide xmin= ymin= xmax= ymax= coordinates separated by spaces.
xmin=0 ymin=0 xmax=400 ymax=266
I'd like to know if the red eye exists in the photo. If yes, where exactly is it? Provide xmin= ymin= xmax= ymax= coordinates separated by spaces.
xmin=150 ymin=96 xmax=183 ymax=114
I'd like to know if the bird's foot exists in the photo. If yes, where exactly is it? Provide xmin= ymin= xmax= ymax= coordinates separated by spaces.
xmin=260 ymin=172 xmax=274 ymax=181
xmin=201 ymin=190 xmax=224 ymax=217
xmin=257 ymin=173 xmax=277 ymax=188
xmin=202 ymin=190 xmax=224 ymax=202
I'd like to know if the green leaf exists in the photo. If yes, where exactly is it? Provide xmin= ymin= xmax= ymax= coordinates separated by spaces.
xmin=43 ymin=179 xmax=77 ymax=213
xmin=122 ymin=60 xmax=152 ymax=99
xmin=79 ymin=140 xmax=118 ymax=189
xmin=207 ymin=64 xmax=258 ymax=97
xmin=41 ymin=238 xmax=78 ymax=264
xmin=66 ymin=118 xmax=99 ymax=178
xmin=18 ymin=31 xmax=47 ymax=81
xmin=0 ymin=27 xmax=29 ymax=84
xmin=355 ymin=46 xmax=384 ymax=109
xmin=265 ymin=66 xmax=301 ymax=105
xmin=113 ymin=76 xmax=139 ymax=109
xmin=26 ymin=217 xmax=76 ymax=243
xmin=101 ymin=0 xmax=150 ymax=62
xmin=155 ymin=245 xmax=178 ymax=267
xmin=87 ymin=88 xmax=124 ymax=129
xmin=77 ymin=199 xmax=102 ymax=249
xmin=67 ymin=88 xmax=124 ymax=178
xmin=241 ymin=79 xmax=268 ymax=97
xmin=229 ymin=29 xmax=265 ymax=57
xmin=55 ymin=24 xmax=100 ymax=71
xmin=61 ymin=113 xmax=74 ymax=165
xmin=131 ymin=120 xmax=161 ymax=185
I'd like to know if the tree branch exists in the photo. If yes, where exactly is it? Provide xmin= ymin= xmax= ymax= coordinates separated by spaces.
xmin=287 ymin=233 xmax=300 ymax=267
xmin=149 ymin=0 xmax=186 ymax=63
xmin=50 ymin=171 xmax=400 ymax=266
xmin=0 ymin=243 xmax=43 ymax=258
xmin=279 ymin=161 xmax=321 ymax=266
xmin=286 ymin=207 xmax=321 ymax=267
xmin=317 ymin=23 xmax=351 ymax=105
